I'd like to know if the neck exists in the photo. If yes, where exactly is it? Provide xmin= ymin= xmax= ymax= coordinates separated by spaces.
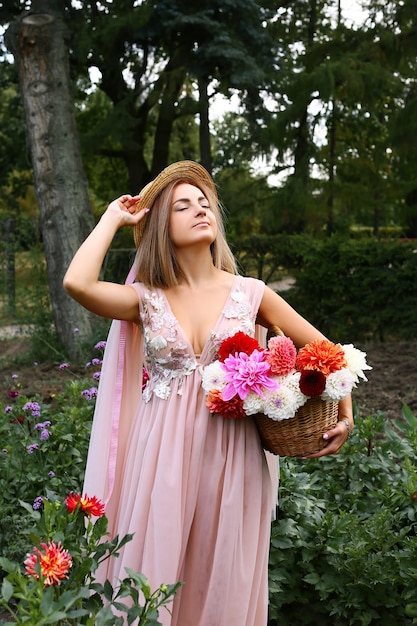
xmin=175 ymin=247 xmax=219 ymax=287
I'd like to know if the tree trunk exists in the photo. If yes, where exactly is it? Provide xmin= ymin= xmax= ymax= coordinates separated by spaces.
xmin=5 ymin=0 xmax=95 ymax=360
xmin=198 ymin=76 xmax=212 ymax=173
xmin=326 ymin=98 xmax=336 ymax=236
xmin=151 ymin=62 xmax=187 ymax=177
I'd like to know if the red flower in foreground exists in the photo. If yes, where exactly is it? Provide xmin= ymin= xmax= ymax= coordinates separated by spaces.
xmin=24 ymin=541 xmax=72 ymax=586
xmin=217 ymin=332 xmax=261 ymax=362
xmin=296 ymin=339 xmax=346 ymax=376
xmin=65 ymin=493 xmax=105 ymax=517
xmin=206 ymin=389 xmax=246 ymax=419
xmin=299 ymin=369 xmax=326 ymax=397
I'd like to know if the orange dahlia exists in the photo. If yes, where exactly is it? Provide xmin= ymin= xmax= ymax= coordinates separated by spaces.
xmin=65 ymin=493 xmax=105 ymax=517
xmin=296 ymin=339 xmax=347 ymax=376
xmin=206 ymin=389 xmax=246 ymax=419
xmin=24 ymin=541 xmax=72 ymax=586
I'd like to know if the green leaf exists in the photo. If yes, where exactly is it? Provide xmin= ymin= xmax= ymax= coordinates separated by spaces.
xmin=103 ymin=578 xmax=114 ymax=601
xmin=43 ymin=611 xmax=70 ymax=624
xmin=1 ymin=578 xmax=14 ymax=603
xmin=39 ymin=586 xmax=55 ymax=614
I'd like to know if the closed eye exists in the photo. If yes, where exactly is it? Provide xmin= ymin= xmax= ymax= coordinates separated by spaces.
xmin=173 ymin=196 xmax=210 ymax=211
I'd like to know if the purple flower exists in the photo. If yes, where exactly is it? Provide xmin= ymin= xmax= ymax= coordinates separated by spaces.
xmin=59 ymin=362 xmax=70 ymax=370
xmin=35 ymin=421 xmax=51 ymax=430
xmin=4 ymin=406 xmax=13 ymax=413
xmin=94 ymin=341 xmax=107 ymax=350
xmin=221 ymin=350 xmax=279 ymax=401
xmin=11 ymin=374 xmax=18 ymax=380
xmin=28 ymin=443 xmax=39 ymax=454
xmin=33 ymin=496 xmax=43 ymax=510
xmin=73 ymin=327 xmax=79 ymax=334
xmin=93 ymin=372 xmax=101 ymax=381
xmin=81 ymin=387 xmax=98 ymax=400
xmin=40 ymin=429 xmax=50 ymax=441
xmin=91 ymin=358 xmax=102 ymax=366
xmin=23 ymin=402 xmax=41 ymax=417
xmin=8 ymin=390 xmax=19 ymax=398
xmin=48 ymin=471 xmax=55 ymax=478
xmin=2 ymin=449 xmax=7 ymax=455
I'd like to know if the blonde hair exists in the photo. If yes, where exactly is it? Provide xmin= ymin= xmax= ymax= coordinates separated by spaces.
xmin=134 ymin=179 xmax=238 ymax=288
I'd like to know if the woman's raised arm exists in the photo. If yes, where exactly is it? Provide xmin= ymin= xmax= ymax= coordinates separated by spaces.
xmin=63 ymin=194 xmax=147 ymax=321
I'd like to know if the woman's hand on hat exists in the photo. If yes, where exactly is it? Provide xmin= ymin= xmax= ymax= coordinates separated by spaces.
xmin=106 ymin=194 xmax=149 ymax=228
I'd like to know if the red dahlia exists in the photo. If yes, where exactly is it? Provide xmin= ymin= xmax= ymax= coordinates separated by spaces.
xmin=217 ymin=332 xmax=260 ymax=362
xmin=299 ymin=369 xmax=327 ymax=397
xmin=65 ymin=493 xmax=105 ymax=517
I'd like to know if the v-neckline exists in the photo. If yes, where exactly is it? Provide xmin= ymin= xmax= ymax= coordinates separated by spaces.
xmin=159 ymin=275 xmax=240 ymax=360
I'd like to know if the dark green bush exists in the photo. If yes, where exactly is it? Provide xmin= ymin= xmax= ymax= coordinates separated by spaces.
xmin=268 ymin=406 xmax=417 ymax=625
xmin=286 ymin=238 xmax=417 ymax=341
xmin=232 ymin=234 xmax=417 ymax=342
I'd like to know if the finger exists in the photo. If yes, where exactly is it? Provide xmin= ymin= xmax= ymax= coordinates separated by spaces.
xmin=128 ymin=207 xmax=150 ymax=223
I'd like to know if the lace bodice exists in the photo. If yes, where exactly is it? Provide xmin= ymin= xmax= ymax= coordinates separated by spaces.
xmin=137 ymin=277 xmax=260 ymax=402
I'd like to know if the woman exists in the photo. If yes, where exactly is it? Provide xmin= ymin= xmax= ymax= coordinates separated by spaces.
xmin=63 ymin=160 xmax=353 ymax=625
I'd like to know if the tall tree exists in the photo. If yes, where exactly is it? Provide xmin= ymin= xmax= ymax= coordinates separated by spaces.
xmin=63 ymin=0 xmax=273 ymax=190
xmin=5 ymin=0 xmax=95 ymax=359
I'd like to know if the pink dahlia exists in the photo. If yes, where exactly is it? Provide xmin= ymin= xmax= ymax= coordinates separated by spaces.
xmin=221 ymin=350 xmax=278 ymax=400
xmin=266 ymin=335 xmax=297 ymax=376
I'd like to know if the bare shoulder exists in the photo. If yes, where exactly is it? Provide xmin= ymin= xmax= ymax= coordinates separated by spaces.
xmin=217 ymin=269 xmax=238 ymax=287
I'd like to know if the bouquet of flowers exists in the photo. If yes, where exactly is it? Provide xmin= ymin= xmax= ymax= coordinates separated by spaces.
xmin=202 ymin=328 xmax=371 ymax=455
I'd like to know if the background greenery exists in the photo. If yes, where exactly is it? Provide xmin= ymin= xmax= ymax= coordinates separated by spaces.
xmin=0 ymin=2 xmax=416 ymax=623
xmin=1 ymin=0 xmax=416 ymax=347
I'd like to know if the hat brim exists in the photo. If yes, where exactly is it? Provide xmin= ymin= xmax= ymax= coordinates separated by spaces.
xmin=133 ymin=160 xmax=217 ymax=248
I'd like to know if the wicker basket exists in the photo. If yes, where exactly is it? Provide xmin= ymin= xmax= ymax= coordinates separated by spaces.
xmin=254 ymin=324 xmax=339 ymax=457
xmin=254 ymin=397 xmax=338 ymax=457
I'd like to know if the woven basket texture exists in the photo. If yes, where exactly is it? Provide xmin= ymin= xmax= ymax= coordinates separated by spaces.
xmin=254 ymin=396 xmax=338 ymax=457
xmin=254 ymin=324 xmax=338 ymax=456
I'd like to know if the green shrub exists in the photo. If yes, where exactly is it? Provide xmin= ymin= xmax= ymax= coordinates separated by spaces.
xmin=268 ymin=406 xmax=417 ymax=625
xmin=0 ymin=494 xmax=180 ymax=625
xmin=231 ymin=234 xmax=417 ymax=342
xmin=286 ymin=238 xmax=417 ymax=342
xmin=0 ymin=352 xmax=102 ymax=564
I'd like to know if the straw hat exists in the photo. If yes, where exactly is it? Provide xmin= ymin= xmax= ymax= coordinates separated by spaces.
xmin=133 ymin=160 xmax=217 ymax=248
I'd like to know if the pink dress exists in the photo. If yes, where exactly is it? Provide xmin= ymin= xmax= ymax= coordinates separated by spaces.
xmin=83 ymin=275 xmax=276 ymax=626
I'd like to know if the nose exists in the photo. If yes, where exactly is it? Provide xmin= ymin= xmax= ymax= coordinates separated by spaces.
xmin=196 ymin=205 xmax=207 ymax=217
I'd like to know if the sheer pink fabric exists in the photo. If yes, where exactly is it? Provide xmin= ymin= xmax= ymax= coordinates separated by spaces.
xmin=83 ymin=275 xmax=277 ymax=626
